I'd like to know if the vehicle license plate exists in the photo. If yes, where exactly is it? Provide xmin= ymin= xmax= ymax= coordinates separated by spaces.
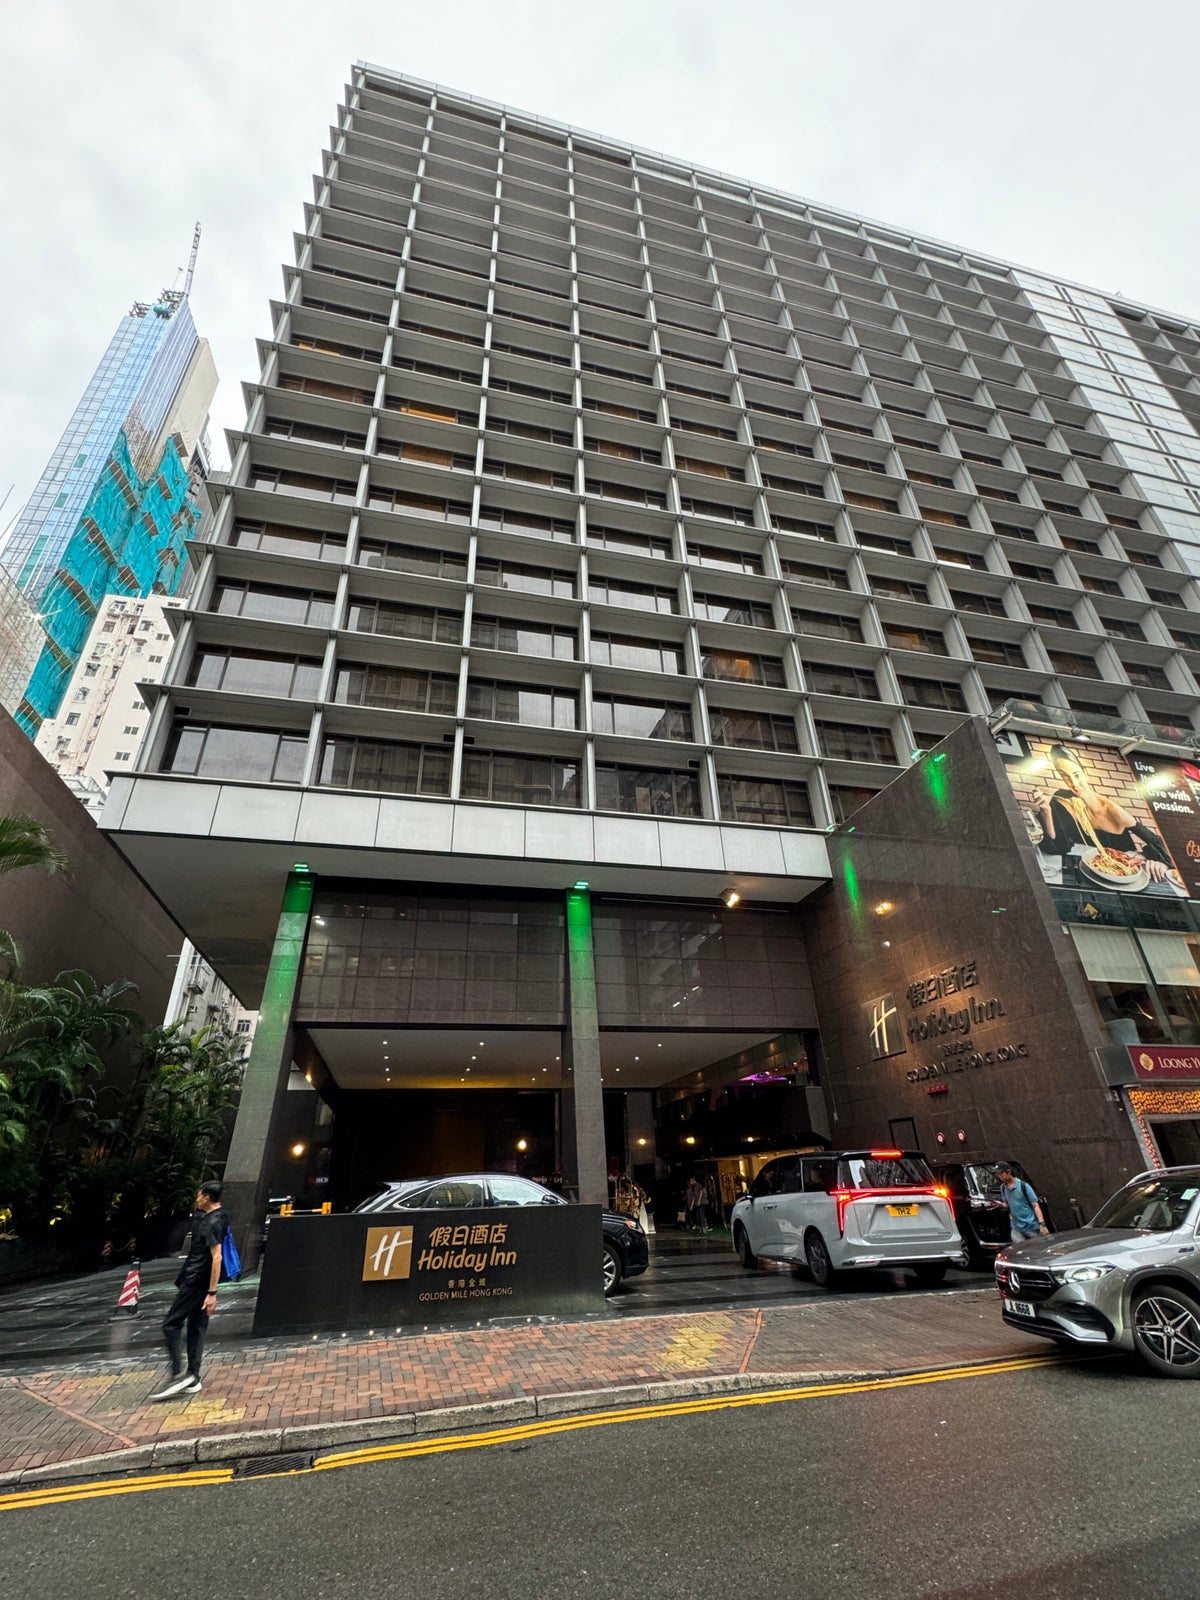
xmin=1004 ymin=1298 xmax=1035 ymax=1318
xmin=887 ymin=1204 xmax=918 ymax=1217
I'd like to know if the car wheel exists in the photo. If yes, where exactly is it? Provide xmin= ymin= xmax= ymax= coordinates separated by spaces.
xmin=1131 ymin=1284 xmax=1200 ymax=1377
xmin=805 ymin=1230 xmax=838 ymax=1289
xmin=602 ymin=1243 xmax=622 ymax=1297
xmin=734 ymin=1225 xmax=757 ymax=1269
xmin=912 ymin=1262 xmax=948 ymax=1288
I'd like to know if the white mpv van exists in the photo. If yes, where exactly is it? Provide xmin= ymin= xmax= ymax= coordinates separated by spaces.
xmin=730 ymin=1149 xmax=964 ymax=1288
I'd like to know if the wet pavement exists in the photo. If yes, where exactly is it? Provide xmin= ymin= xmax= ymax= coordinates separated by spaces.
xmin=0 ymin=1230 xmax=981 ymax=1370
xmin=608 ymin=1227 xmax=978 ymax=1316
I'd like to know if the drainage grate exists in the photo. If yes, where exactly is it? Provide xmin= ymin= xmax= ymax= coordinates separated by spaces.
xmin=232 ymin=1451 xmax=314 ymax=1478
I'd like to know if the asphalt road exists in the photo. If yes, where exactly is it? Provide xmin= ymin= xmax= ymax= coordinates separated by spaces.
xmin=5 ymin=1358 xmax=1198 ymax=1599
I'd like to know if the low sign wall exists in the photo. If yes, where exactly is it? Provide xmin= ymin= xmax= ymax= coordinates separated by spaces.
xmin=252 ymin=1205 xmax=605 ymax=1335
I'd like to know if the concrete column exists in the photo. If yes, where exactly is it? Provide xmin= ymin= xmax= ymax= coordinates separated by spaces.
xmin=222 ymin=870 xmax=314 ymax=1267
xmin=562 ymin=886 xmax=608 ymax=1207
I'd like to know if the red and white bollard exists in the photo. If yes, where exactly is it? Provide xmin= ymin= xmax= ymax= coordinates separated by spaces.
xmin=112 ymin=1258 xmax=141 ymax=1317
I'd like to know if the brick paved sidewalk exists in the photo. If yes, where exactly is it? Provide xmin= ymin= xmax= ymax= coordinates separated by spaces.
xmin=0 ymin=1287 xmax=1036 ymax=1479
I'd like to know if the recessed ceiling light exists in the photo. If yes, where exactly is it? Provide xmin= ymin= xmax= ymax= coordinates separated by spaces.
xmin=634 ymin=1055 xmax=639 ymax=1061
xmin=478 ymin=1041 xmax=484 ymax=1047
xmin=471 ymin=1055 xmax=477 ymax=1060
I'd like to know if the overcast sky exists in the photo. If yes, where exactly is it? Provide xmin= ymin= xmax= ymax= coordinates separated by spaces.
xmin=2 ymin=0 xmax=1198 ymax=525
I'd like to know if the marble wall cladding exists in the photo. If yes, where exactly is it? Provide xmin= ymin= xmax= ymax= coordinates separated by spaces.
xmin=804 ymin=719 xmax=1144 ymax=1220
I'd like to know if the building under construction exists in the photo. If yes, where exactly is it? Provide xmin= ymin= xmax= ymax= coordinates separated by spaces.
xmin=0 ymin=228 xmax=218 ymax=735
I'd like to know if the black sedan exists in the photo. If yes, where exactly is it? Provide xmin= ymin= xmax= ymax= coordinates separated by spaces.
xmin=930 ymin=1157 xmax=1053 ymax=1270
xmin=354 ymin=1172 xmax=649 ymax=1296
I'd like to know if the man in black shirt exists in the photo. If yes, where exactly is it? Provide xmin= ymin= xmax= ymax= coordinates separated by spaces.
xmin=150 ymin=1181 xmax=225 ymax=1401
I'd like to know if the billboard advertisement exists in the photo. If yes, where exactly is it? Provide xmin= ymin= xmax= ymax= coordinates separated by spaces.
xmin=1001 ymin=733 xmax=1200 ymax=899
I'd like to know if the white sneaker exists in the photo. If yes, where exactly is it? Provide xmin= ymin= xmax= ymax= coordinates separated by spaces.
xmin=149 ymin=1373 xmax=199 ymax=1402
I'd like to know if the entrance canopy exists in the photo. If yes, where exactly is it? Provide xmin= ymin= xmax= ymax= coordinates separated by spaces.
xmin=101 ymin=775 xmax=831 ymax=1007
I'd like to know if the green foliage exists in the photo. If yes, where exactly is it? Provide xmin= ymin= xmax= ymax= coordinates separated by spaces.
xmin=0 ymin=810 xmax=246 ymax=1248
xmin=0 ymin=814 xmax=69 ymax=879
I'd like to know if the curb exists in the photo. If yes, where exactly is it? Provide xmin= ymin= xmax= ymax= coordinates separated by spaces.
xmin=0 ymin=1353 xmax=1036 ymax=1491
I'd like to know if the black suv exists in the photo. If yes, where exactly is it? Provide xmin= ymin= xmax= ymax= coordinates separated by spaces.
xmin=930 ymin=1158 xmax=1053 ymax=1271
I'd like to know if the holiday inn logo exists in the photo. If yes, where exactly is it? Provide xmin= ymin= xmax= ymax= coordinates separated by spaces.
xmin=362 ymin=1226 xmax=414 ymax=1281
xmin=865 ymin=993 xmax=906 ymax=1060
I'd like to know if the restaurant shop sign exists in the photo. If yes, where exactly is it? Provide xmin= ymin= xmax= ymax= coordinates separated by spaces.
xmin=1127 ymin=1045 xmax=1200 ymax=1084
xmin=864 ymin=957 xmax=1030 ymax=1085
xmin=253 ymin=1205 xmax=604 ymax=1335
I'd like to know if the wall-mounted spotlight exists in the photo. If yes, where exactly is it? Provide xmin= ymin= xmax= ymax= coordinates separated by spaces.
xmin=290 ymin=1142 xmax=307 ymax=1159
xmin=516 ymin=1138 xmax=528 ymax=1152
xmin=721 ymin=888 xmax=741 ymax=909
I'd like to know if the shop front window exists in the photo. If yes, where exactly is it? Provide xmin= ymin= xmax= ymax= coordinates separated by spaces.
xmin=1066 ymin=924 xmax=1168 ymax=1044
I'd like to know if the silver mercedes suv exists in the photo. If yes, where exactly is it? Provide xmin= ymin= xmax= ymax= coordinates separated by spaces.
xmin=996 ymin=1165 xmax=1200 ymax=1378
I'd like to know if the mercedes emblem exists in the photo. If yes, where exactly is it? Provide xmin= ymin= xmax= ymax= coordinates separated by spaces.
xmin=1010 ymin=1269 xmax=1020 ymax=1292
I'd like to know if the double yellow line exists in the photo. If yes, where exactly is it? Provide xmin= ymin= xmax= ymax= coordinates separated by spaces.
xmin=0 ymin=1351 xmax=1069 ymax=1514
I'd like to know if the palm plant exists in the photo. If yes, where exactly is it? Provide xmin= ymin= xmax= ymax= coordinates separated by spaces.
xmin=0 ymin=814 xmax=68 ymax=879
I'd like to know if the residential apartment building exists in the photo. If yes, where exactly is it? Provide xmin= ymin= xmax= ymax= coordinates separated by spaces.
xmin=36 ymin=593 xmax=183 ymax=813
xmin=100 ymin=67 xmax=1200 ymax=1253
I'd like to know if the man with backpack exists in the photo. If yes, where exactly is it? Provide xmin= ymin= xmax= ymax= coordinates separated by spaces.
xmin=996 ymin=1162 xmax=1049 ymax=1242
xmin=149 ymin=1181 xmax=229 ymax=1401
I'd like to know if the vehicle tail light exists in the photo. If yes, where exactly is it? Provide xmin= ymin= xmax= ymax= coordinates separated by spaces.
xmin=870 ymin=1149 xmax=903 ymax=1158
xmin=830 ymin=1185 xmax=943 ymax=1235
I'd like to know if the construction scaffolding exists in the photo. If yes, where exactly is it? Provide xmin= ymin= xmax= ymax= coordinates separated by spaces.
xmin=0 ymin=567 xmax=44 ymax=718
xmin=14 ymin=427 xmax=200 ymax=735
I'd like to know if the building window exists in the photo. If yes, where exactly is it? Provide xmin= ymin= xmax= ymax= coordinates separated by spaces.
xmin=214 ymin=581 xmax=335 ymax=627
xmin=473 ymin=613 xmax=577 ymax=660
xmin=792 ymin=609 xmax=863 ymax=643
xmin=692 ymin=593 xmax=775 ymax=628
xmin=1048 ymin=650 xmax=1102 ymax=680
xmin=592 ymin=695 xmax=693 ymax=740
xmin=162 ymin=722 xmax=309 ymax=783
xmin=897 ymin=676 xmax=968 ymax=712
xmin=114 ymin=751 xmax=131 ymax=761
xmin=334 ymin=665 xmax=457 ymax=714
xmin=232 ymin=521 xmax=349 ymax=562
xmin=814 ymin=721 xmax=897 ymax=763
xmin=102 ymin=622 xmax=116 ymax=634
xmin=587 ymin=524 xmax=672 ymax=560
xmin=717 ymin=776 xmax=813 ymax=827
xmin=591 ymin=632 xmax=683 ymax=673
xmin=466 ymin=680 xmax=577 ymax=728
xmin=828 ymin=783 xmax=881 ymax=823
xmin=588 ymin=576 xmax=678 ymax=613
xmin=123 ymin=724 xmax=139 ymax=735
xmin=805 ymin=664 xmax=879 ymax=700
xmin=686 ymin=541 xmax=763 ymax=574
xmin=476 ymin=558 xmax=576 ymax=598
xmin=967 ymin=636 xmax=1027 ymax=668
xmin=348 ymin=599 xmax=462 ymax=645
xmin=593 ymin=763 xmax=702 ymax=818
xmin=357 ymin=539 xmax=465 ymax=580
xmin=65 ymin=713 xmax=80 ymax=727
xmin=884 ymin=623 xmax=949 ymax=655
xmin=460 ymin=750 xmax=580 ymax=807
xmin=188 ymin=649 xmax=325 ymax=698
xmin=701 ymin=649 xmax=786 ymax=687
xmin=236 ymin=1019 xmax=252 ymax=1034
xmin=708 ymin=708 xmax=798 ymax=752
xmin=319 ymin=737 xmax=452 ymax=796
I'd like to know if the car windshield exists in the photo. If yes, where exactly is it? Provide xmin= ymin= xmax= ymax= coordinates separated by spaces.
xmin=1091 ymin=1176 xmax=1200 ymax=1233
xmin=837 ymin=1155 xmax=934 ymax=1189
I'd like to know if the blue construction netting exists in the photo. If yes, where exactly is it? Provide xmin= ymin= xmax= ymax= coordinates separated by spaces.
xmin=15 ymin=428 xmax=200 ymax=735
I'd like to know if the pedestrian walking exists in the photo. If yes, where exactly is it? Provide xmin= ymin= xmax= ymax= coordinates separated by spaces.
xmin=996 ymin=1162 xmax=1049 ymax=1243
xmin=149 ymin=1181 xmax=226 ymax=1401
xmin=686 ymin=1174 xmax=710 ymax=1233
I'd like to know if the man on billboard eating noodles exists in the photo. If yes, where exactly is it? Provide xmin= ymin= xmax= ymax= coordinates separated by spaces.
xmin=1028 ymin=744 xmax=1178 ymax=885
